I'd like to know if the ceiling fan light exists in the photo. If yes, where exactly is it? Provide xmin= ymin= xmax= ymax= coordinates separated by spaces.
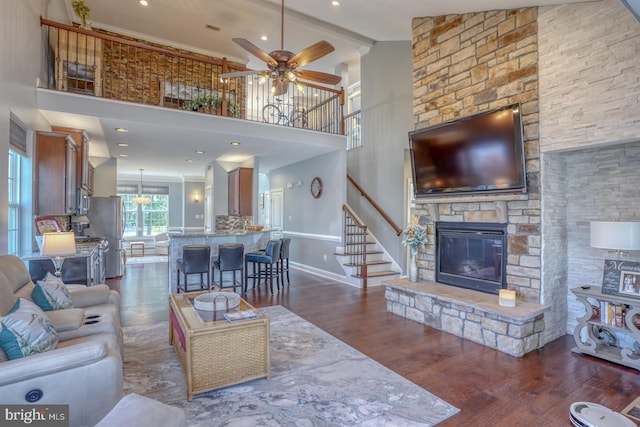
xmin=287 ymin=71 xmax=297 ymax=81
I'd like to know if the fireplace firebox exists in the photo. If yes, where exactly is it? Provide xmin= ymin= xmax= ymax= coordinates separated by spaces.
xmin=435 ymin=222 xmax=507 ymax=295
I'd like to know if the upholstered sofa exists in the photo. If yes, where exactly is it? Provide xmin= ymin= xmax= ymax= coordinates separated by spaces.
xmin=0 ymin=255 xmax=123 ymax=427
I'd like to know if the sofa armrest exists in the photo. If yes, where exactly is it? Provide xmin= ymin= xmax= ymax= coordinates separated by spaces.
xmin=0 ymin=341 xmax=108 ymax=386
xmin=69 ymin=285 xmax=119 ymax=308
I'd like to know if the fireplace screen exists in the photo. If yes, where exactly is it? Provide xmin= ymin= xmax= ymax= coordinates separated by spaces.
xmin=435 ymin=222 xmax=507 ymax=294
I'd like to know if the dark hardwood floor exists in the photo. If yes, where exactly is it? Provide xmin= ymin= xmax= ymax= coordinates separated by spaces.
xmin=107 ymin=261 xmax=640 ymax=426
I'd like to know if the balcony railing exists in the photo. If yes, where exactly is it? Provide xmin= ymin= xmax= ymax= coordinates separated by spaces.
xmin=345 ymin=110 xmax=361 ymax=150
xmin=41 ymin=18 xmax=345 ymax=135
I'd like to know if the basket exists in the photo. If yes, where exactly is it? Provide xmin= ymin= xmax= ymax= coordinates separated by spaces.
xmin=194 ymin=292 xmax=240 ymax=321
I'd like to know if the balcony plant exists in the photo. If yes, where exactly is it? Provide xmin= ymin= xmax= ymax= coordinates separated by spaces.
xmin=183 ymin=94 xmax=238 ymax=117
xmin=72 ymin=0 xmax=91 ymax=30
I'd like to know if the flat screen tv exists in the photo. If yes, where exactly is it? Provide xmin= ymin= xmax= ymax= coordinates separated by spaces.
xmin=409 ymin=104 xmax=526 ymax=197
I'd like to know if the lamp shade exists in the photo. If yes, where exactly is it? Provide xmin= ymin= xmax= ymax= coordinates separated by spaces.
xmin=590 ymin=221 xmax=640 ymax=251
xmin=41 ymin=232 xmax=77 ymax=256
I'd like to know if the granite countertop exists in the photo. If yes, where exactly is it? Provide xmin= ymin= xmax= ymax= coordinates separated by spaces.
xmin=169 ymin=229 xmax=271 ymax=238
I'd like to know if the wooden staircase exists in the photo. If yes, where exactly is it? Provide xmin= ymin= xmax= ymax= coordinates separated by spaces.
xmin=336 ymin=205 xmax=401 ymax=288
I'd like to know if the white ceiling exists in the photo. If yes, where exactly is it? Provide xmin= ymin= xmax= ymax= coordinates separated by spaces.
xmin=42 ymin=0 xmax=586 ymax=180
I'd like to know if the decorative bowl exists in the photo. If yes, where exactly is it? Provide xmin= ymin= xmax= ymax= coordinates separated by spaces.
xmin=246 ymin=225 xmax=264 ymax=231
xmin=194 ymin=292 xmax=240 ymax=312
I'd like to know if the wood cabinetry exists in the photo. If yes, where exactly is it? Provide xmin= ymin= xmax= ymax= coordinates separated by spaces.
xmin=52 ymin=126 xmax=90 ymax=191
xmin=55 ymin=29 xmax=103 ymax=96
xmin=87 ymin=162 xmax=95 ymax=196
xmin=228 ymin=167 xmax=252 ymax=216
xmin=35 ymin=131 xmax=78 ymax=215
xmin=571 ymin=286 xmax=640 ymax=370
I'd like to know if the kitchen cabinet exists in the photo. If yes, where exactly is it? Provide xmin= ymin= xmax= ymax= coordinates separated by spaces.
xmin=35 ymin=131 xmax=78 ymax=215
xmin=228 ymin=167 xmax=252 ymax=216
xmin=52 ymin=126 xmax=90 ymax=191
xmin=87 ymin=162 xmax=95 ymax=196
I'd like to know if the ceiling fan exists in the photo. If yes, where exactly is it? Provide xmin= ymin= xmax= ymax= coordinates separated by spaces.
xmin=221 ymin=0 xmax=342 ymax=95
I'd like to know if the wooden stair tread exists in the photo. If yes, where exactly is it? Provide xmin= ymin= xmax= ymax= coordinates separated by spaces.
xmin=351 ymin=271 xmax=400 ymax=279
xmin=334 ymin=250 xmax=383 ymax=256
xmin=344 ymin=241 xmax=376 ymax=246
xmin=343 ymin=260 xmax=391 ymax=267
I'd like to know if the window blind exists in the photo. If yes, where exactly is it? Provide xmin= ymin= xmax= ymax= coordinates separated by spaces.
xmin=9 ymin=119 xmax=27 ymax=155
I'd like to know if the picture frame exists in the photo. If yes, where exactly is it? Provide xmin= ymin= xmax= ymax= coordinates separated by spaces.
xmin=601 ymin=259 xmax=640 ymax=299
xmin=621 ymin=396 xmax=640 ymax=423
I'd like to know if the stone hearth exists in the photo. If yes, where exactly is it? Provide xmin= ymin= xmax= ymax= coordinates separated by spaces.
xmin=384 ymin=279 xmax=548 ymax=357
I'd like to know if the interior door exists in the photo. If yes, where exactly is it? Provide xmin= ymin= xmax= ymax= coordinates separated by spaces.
xmin=269 ymin=188 xmax=284 ymax=232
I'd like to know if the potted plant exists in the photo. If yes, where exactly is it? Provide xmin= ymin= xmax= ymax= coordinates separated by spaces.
xmin=72 ymin=0 xmax=91 ymax=30
xmin=183 ymin=94 xmax=239 ymax=117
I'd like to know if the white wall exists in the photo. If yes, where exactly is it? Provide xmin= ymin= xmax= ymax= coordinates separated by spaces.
xmin=0 ymin=0 xmax=61 ymax=253
xmin=347 ymin=41 xmax=413 ymax=267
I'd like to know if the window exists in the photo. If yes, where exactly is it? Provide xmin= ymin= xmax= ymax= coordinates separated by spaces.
xmin=8 ymin=150 xmax=21 ymax=255
xmin=118 ymin=185 xmax=169 ymax=237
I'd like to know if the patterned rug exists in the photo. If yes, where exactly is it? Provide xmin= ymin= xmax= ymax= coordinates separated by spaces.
xmin=123 ymin=305 xmax=459 ymax=426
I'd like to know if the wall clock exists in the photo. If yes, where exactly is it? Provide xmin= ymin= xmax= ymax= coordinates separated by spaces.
xmin=310 ymin=177 xmax=323 ymax=199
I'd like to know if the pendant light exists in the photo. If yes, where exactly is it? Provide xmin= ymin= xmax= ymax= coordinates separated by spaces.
xmin=132 ymin=168 xmax=151 ymax=205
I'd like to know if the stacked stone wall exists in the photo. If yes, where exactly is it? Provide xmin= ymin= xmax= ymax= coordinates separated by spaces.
xmin=411 ymin=9 xmax=542 ymax=304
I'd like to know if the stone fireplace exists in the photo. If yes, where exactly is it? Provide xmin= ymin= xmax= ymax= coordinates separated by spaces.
xmin=386 ymin=0 xmax=640 ymax=357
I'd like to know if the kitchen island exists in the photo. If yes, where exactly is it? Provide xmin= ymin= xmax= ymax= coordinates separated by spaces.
xmin=167 ymin=230 xmax=272 ymax=293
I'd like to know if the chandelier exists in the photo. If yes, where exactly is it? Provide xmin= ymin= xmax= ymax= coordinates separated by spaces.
xmin=132 ymin=168 xmax=151 ymax=205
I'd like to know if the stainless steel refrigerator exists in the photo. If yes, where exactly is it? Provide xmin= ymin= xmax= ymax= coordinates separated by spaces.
xmin=87 ymin=196 xmax=124 ymax=278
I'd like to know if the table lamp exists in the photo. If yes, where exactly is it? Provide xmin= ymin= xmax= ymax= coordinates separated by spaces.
xmin=40 ymin=231 xmax=77 ymax=277
xmin=590 ymin=221 xmax=640 ymax=255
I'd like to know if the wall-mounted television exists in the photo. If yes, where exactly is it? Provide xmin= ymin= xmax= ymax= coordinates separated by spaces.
xmin=409 ymin=104 xmax=527 ymax=197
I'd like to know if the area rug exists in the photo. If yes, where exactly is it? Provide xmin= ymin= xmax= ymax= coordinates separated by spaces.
xmin=123 ymin=305 xmax=460 ymax=426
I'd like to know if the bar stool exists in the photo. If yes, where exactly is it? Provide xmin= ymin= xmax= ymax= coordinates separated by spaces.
xmin=176 ymin=245 xmax=210 ymax=293
xmin=279 ymin=238 xmax=291 ymax=285
xmin=212 ymin=243 xmax=244 ymax=293
xmin=244 ymin=239 xmax=282 ymax=293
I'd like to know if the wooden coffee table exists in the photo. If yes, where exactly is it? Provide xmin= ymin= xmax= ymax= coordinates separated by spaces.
xmin=169 ymin=291 xmax=270 ymax=400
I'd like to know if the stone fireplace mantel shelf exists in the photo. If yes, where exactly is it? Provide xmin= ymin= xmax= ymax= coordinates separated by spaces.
xmin=386 ymin=279 xmax=548 ymax=322
xmin=384 ymin=279 xmax=550 ymax=357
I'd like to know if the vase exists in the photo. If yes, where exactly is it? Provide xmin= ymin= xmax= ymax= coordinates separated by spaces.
xmin=409 ymin=254 xmax=418 ymax=282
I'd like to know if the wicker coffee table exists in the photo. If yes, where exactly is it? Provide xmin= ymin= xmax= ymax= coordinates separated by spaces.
xmin=169 ymin=291 xmax=270 ymax=400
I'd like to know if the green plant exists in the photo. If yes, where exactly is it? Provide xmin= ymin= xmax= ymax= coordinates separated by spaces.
xmin=72 ymin=0 xmax=91 ymax=29
xmin=183 ymin=94 xmax=239 ymax=117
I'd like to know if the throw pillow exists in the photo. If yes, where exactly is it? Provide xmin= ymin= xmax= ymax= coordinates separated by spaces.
xmin=0 ymin=299 xmax=58 ymax=360
xmin=32 ymin=278 xmax=73 ymax=311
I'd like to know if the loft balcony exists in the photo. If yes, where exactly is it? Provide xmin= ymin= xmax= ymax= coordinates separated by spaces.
xmin=40 ymin=18 xmax=345 ymax=136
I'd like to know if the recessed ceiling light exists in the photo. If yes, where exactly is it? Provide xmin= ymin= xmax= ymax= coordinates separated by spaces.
xmin=115 ymin=127 xmax=128 ymax=132
xmin=186 ymin=159 xmax=193 ymax=163
xmin=117 ymin=143 xmax=128 ymax=147
xmin=195 ymin=150 xmax=204 ymax=154
xmin=331 ymin=0 xmax=340 ymax=6
xmin=119 ymin=154 xmax=128 ymax=157
xmin=230 ymin=141 xmax=241 ymax=146
xmin=139 ymin=0 xmax=149 ymax=6
xmin=260 ymin=35 xmax=268 ymax=41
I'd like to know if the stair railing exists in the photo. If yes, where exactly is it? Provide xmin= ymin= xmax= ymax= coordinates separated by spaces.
xmin=342 ymin=204 xmax=368 ymax=288
xmin=347 ymin=175 xmax=403 ymax=236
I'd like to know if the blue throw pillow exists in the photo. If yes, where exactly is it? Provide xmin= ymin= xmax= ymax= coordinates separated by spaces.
xmin=0 ymin=299 xmax=58 ymax=360
xmin=32 ymin=278 xmax=73 ymax=311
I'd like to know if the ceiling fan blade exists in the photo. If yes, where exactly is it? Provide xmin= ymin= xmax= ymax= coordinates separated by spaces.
xmin=232 ymin=38 xmax=278 ymax=67
xmin=295 ymin=69 xmax=342 ymax=85
xmin=272 ymin=80 xmax=289 ymax=96
xmin=220 ymin=69 xmax=269 ymax=78
xmin=287 ymin=41 xmax=335 ymax=69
